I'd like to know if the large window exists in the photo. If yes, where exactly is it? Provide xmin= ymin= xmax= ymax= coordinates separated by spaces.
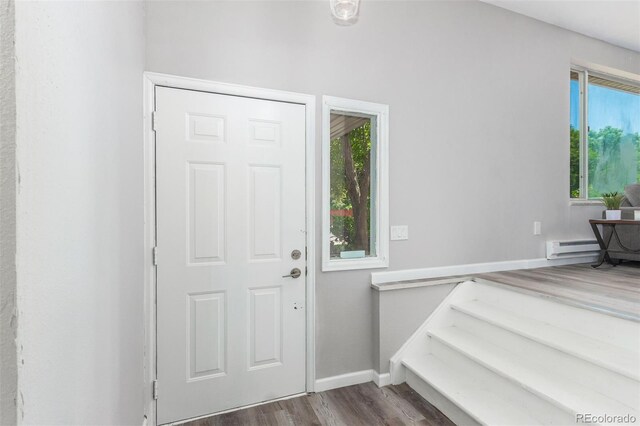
xmin=570 ymin=68 xmax=640 ymax=199
xmin=322 ymin=96 xmax=388 ymax=271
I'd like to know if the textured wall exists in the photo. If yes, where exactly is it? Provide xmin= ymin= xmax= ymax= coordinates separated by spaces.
xmin=15 ymin=2 xmax=146 ymax=423
xmin=0 ymin=0 xmax=17 ymax=423
xmin=145 ymin=0 xmax=640 ymax=380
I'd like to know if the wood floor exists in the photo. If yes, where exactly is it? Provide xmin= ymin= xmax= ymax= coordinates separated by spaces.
xmin=182 ymin=262 xmax=638 ymax=426
xmin=183 ymin=382 xmax=454 ymax=426
xmin=477 ymin=262 xmax=640 ymax=320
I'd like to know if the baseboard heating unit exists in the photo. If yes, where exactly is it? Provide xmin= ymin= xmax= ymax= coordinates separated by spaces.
xmin=546 ymin=240 xmax=600 ymax=259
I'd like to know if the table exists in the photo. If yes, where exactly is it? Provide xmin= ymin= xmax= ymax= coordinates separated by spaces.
xmin=589 ymin=219 xmax=640 ymax=268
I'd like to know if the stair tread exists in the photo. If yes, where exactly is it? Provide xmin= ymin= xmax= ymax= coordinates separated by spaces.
xmin=403 ymin=355 xmax=542 ymax=426
xmin=451 ymin=299 xmax=640 ymax=381
xmin=428 ymin=326 xmax=639 ymax=417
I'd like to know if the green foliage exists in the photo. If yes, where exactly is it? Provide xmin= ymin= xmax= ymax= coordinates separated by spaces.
xmin=570 ymin=125 xmax=640 ymax=199
xmin=601 ymin=192 xmax=624 ymax=210
xmin=329 ymin=121 xmax=372 ymax=255
xmin=569 ymin=126 xmax=580 ymax=198
xmin=329 ymin=216 xmax=355 ymax=256
xmin=588 ymin=126 xmax=639 ymax=198
xmin=329 ymin=122 xmax=372 ymax=210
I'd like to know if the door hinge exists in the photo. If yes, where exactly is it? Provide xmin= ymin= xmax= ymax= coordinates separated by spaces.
xmin=151 ymin=111 xmax=157 ymax=132
xmin=152 ymin=247 xmax=158 ymax=266
xmin=153 ymin=380 xmax=159 ymax=400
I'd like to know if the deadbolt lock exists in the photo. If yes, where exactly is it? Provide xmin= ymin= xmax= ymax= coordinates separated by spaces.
xmin=291 ymin=249 xmax=302 ymax=260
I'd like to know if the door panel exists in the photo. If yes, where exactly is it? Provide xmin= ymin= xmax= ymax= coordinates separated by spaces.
xmin=249 ymin=286 xmax=282 ymax=369
xmin=155 ymin=87 xmax=306 ymax=424
xmin=188 ymin=292 xmax=226 ymax=379
xmin=189 ymin=163 xmax=225 ymax=264
xmin=249 ymin=166 xmax=281 ymax=260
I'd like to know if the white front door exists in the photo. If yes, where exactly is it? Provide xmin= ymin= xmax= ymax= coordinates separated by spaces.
xmin=155 ymin=87 xmax=307 ymax=424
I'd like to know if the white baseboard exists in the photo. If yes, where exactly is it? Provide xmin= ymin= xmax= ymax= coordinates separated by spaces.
xmin=370 ymin=256 xmax=598 ymax=285
xmin=314 ymin=370 xmax=374 ymax=392
xmin=373 ymin=371 xmax=391 ymax=387
xmin=314 ymin=370 xmax=392 ymax=392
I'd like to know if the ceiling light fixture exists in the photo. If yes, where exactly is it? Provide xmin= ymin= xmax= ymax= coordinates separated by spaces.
xmin=330 ymin=0 xmax=360 ymax=22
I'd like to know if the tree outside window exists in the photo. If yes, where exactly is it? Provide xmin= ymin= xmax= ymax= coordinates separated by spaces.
xmin=570 ymin=69 xmax=640 ymax=199
xmin=329 ymin=114 xmax=375 ymax=258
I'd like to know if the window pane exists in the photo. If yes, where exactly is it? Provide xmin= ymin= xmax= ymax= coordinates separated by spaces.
xmin=329 ymin=111 xmax=376 ymax=259
xmin=570 ymin=71 xmax=581 ymax=198
xmin=587 ymin=76 xmax=640 ymax=198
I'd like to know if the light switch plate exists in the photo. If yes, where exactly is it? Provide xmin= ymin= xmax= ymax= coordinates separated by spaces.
xmin=533 ymin=221 xmax=542 ymax=236
xmin=391 ymin=225 xmax=409 ymax=240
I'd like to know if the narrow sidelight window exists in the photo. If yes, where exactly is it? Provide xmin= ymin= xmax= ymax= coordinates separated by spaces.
xmin=322 ymin=97 xmax=388 ymax=271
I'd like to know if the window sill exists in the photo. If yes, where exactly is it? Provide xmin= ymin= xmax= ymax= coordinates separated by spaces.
xmin=322 ymin=257 xmax=389 ymax=272
xmin=569 ymin=199 xmax=605 ymax=207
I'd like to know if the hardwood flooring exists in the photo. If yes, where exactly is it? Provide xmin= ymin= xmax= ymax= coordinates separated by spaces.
xmin=477 ymin=262 xmax=640 ymax=320
xmin=183 ymin=383 xmax=454 ymax=426
xmin=181 ymin=262 xmax=639 ymax=426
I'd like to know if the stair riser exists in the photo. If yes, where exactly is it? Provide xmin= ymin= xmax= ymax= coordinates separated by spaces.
xmin=405 ymin=370 xmax=481 ymax=426
xmin=428 ymin=337 xmax=574 ymax=425
xmin=392 ymin=281 xmax=640 ymax=425
xmin=451 ymin=311 xmax=640 ymax=409
xmin=468 ymin=283 xmax=638 ymax=351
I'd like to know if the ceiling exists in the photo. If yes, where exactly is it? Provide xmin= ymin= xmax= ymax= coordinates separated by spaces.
xmin=330 ymin=114 xmax=369 ymax=140
xmin=479 ymin=0 xmax=640 ymax=52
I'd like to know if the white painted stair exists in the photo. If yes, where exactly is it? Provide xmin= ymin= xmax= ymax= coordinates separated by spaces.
xmin=390 ymin=279 xmax=640 ymax=426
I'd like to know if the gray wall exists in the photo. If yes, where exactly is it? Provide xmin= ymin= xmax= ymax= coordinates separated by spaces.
xmin=145 ymin=1 xmax=640 ymax=380
xmin=15 ymin=1 xmax=146 ymax=423
xmin=373 ymin=283 xmax=458 ymax=374
xmin=0 ymin=0 xmax=17 ymax=423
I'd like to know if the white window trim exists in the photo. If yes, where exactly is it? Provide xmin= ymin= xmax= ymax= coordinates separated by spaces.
xmin=322 ymin=96 xmax=389 ymax=272
xmin=570 ymin=64 xmax=640 ymax=202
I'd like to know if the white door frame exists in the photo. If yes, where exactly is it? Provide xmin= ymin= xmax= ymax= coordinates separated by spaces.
xmin=143 ymin=72 xmax=316 ymax=425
